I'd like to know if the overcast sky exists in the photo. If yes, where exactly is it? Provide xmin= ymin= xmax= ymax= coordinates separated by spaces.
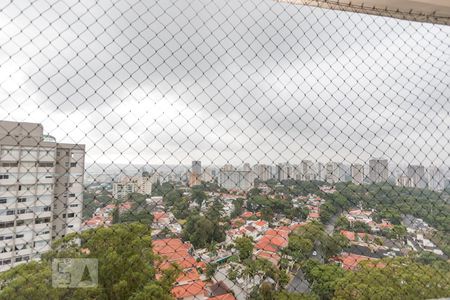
xmin=0 ymin=0 xmax=449 ymax=168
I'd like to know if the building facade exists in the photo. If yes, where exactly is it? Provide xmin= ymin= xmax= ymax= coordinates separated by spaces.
xmin=351 ymin=163 xmax=364 ymax=185
xmin=325 ymin=162 xmax=339 ymax=184
xmin=253 ymin=164 xmax=271 ymax=182
xmin=112 ymin=173 xmax=154 ymax=199
xmin=301 ymin=160 xmax=315 ymax=181
xmin=407 ymin=165 xmax=427 ymax=189
xmin=368 ymin=159 xmax=388 ymax=183
xmin=427 ymin=165 xmax=445 ymax=191
xmin=219 ymin=164 xmax=253 ymax=191
xmin=0 ymin=121 xmax=85 ymax=272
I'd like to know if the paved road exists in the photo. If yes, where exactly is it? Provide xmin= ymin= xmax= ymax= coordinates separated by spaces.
xmin=286 ymin=269 xmax=311 ymax=294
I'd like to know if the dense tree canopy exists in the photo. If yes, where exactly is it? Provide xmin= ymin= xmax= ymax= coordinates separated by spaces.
xmin=235 ymin=237 xmax=254 ymax=261
xmin=182 ymin=213 xmax=225 ymax=248
xmin=0 ymin=223 xmax=174 ymax=300
xmin=334 ymin=258 xmax=450 ymax=300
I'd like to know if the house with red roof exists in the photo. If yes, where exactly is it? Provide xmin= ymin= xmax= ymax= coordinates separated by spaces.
xmin=153 ymin=238 xmax=207 ymax=299
xmin=331 ymin=252 xmax=385 ymax=270
xmin=241 ymin=211 xmax=254 ymax=218
xmin=253 ymin=220 xmax=269 ymax=232
xmin=153 ymin=211 xmax=171 ymax=226
xmin=172 ymin=281 xmax=207 ymax=300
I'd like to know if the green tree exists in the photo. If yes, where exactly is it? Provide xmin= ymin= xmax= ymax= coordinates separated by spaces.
xmin=235 ymin=237 xmax=254 ymax=261
xmin=0 ymin=223 xmax=173 ymax=300
xmin=182 ymin=214 xmax=225 ymax=248
xmin=191 ymin=187 xmax=207 ymax=207
xmin=334 ymin=258 xmax=450 ymax=300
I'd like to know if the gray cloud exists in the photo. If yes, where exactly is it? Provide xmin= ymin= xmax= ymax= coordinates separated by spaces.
xmin=0 ymin=0 xmax=449 ymax=168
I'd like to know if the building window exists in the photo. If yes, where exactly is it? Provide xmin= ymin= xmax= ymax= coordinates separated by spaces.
xmin=38 ymin=162 xmax=54 ymax=168
xmin=1 ymin=162 xmax=18 ymax=167
xmin=0 ymin=221 xmax=15 ymax=228
xmin=0 ymin=174 xmax=9 ymax=180
xmin=0 ymin=259 xmax=11 ymax=266
xmin=6 ymin=210 xmax=15 ymax=215
xmin=0 ymin=198 xmax=6 ymax=204
xmin=70 ymin=162 xmax=77 ymax=167
xmin=17 ymin=198 xmax=26 ymax=203
xmin=68 ymin=193 xmax=75 ymax=197
xmin=16 ymin=233 xmax=24 ymax=238
xmin=35 ymin=217 xmax=50 ymax=224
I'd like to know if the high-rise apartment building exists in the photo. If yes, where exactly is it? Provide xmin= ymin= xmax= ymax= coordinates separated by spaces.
xmin=427 ymin=165 xmax=445 ymax=191
xmin=317 ymin=162 xmax=325 ymax=181
xmin=219 ymin=164 xmax=253 ymax=191
xmin=0 ymin=121 xmax=85 ymax=272
xmin=407 ymin=165 xmax=427 ymax=189
xmin=368 ymin=159 xmax=389 ymax=183
xmin=277 ymin=163 xmax=293 ymax=181
xmin=253 ymin=164 xmax=271 ymax=182
xmin=189 ymin=160 xmax=202 ymax=187
xmin=112 ymin=173 xmax=154 ymax=198
xmin=351 ymin=163 xmax=364 ymax=184
xmin=325 ymin=162 xmax=339 ymax=183
xmin=301 ymin=160 xmax=315 ymax=181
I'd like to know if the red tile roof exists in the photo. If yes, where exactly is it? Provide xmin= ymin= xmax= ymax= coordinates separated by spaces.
xmin=255 ymin=250 xmax=281 ymax=266
xmin=332 ymin=253 xmax=384 ymax=270
xmin=172 ymin=281 xmax=206 ymax=299
xmin=254 ymin=220 xmax=267 ymax=227
xmin=340 ymin=230 xmax=356 ymax=241
xmin=153 ymin=211 xmax=169 ymax=221
xmin=241 ymin=211 xmax=253 ymax=218
xmin=308 ymin=212 xmax=320 ymax=219
xmin=176 ymin=268 xmax=200 ymax=284
xmin=255 ymin=235 xmax=288 ymax=252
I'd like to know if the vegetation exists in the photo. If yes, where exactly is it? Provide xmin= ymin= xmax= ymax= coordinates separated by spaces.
xmin=0 ymin=223 xmax=174 ymax=300
xmin=182 ymin=213 xmax=225 ymax=248
xmin=235 ymin=237 xmax=254 ymax=261
xmin=288 ymin=222 xmax=348 ymax=261
xmin=82 ymin=190 xmax=113 ymax=219
xmin=334 ymin=258 xmax=450 ymax=300
xmin=302 ymin=260 xmax=347 ymax=300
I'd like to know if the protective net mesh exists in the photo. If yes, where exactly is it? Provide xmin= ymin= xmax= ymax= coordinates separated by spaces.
xmin=0 ymin=0 xmax=449 ymax=299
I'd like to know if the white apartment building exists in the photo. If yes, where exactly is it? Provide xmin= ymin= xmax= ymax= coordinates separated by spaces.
xmin=369 ymin=159 xmax=389 ymax=183
xmin=351 ymin=163 xmax=364 ymax=185
xmin=253 ymin=164 xmax=271 ymax=182
xmin=112 ymin=174 xmax=154 ymax=199
xmin=0 ymin=121 xmax=85 ymax=272
xmin=300 ymin=160 xmax=315 ymax=181
xmin=325 ymin=162 xmax=340 ymax=184
xmin=218 ymin=164 xmax=254 ymax=191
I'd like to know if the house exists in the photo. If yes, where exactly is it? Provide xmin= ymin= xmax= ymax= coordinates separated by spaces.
xmin=153 ymin=211 xmax=171 ymax=225
xmin=153 ymin=238 xmax=208 ymax=299
xmin=172 ymin=281 xmax=207 ymax=300
xmin=331 ymin=252 xmax=385 ymax=270
xmin=253 ymin=220 xmax=269 ymax=233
